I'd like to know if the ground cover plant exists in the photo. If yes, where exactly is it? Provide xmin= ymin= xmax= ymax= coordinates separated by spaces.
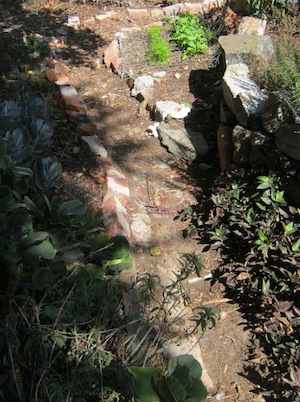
xmin=182 ymin=167 xmax=300 ymax=400
xmin=147 ymin=25 xmax=171 ymax=65
xmin=171 ymin=13 xmax=215 ymax=60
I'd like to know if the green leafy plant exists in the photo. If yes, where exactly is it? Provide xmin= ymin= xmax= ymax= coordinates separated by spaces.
xmin=128 ymin=354 xmax=207 ymax=402
xmin=184 ymin=168 xmax=300 ymax=399
xmin=0 ymin=95 xmax=136 ymax=401
xmin=147 ymin=25 xmax=171 ymax=65
xmin=247 ymin=0 xmax=288 ymax=16
xmin=171 ymin=13 xmax=214 ymax=60
xmin=251 ymin=38 xmax=300 ymax=108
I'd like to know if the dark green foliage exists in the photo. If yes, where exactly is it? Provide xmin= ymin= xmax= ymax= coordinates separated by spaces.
xmin=128 ymin=354 xmax=207 ymax=402
xmin=183 ymin=168 xmax=300 ymax=400
xmin=252 ymin=39 xmax=300 ymax=108
xmin=147 ymin=25 xmax=171 ymax=65
xmin=248 ymin=0 xmax=288 ymax=16
xmin=0 ymin=96 xmax=135 ymax=401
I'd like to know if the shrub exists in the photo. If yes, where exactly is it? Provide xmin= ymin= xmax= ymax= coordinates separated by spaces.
xmin=247 ymin=0 xmax=288 ymax=16
xmin=171 ymin=13 xmax=214 ymax=60
xmin=182 ymin=168 xmax=300 ymax=400
xmin=147 ymin=25 xmax=171 ymax=65
xmin=252 ymin=39 xmax=300 ymax=108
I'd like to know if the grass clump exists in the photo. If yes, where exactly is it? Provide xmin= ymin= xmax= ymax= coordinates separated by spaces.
xmin=147 ymin=25 xmax=171 ymax=65
xmin=171 ymin=13 xmax=214 ymax=60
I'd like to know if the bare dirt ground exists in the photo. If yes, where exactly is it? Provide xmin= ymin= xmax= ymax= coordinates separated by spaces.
xmin=0 ymin=1 xmax=267 ymax=400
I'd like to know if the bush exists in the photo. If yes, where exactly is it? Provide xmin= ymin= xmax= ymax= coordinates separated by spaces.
xmin=247 ymin=0 xmax=288 ymax=16
xmin=182 ymin=168 xmax=300 ymax=400
xmin=252 ymin=39 xmax=300 ymax=108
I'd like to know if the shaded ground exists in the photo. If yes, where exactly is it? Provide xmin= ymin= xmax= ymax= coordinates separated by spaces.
xmin=0 ymin=1 xmax=276 ymax=400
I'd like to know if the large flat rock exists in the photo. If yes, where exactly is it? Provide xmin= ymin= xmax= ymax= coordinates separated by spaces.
xmin=219 ymin=34 xmax=274 ymax=65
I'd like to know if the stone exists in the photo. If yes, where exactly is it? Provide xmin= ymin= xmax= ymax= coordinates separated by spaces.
xmin=154 ymin=101 xmax=191 ymax=122
xmin=219 ymin=101 xmax=236 ymax=125
xmin=104 ymin=39 xmax=121 ymax=71
xmin=55 ymin=61 xmax=69 ymax=75
xmin=54 ymin=74 xmax=70 ymax=86
xmin=127 ymin=8 xmax=150 ymax=20
xmin=95 ymin=14 xmax=111 ymax=22
xmin=150 ymin=8 xmax=164 ymax=19
xmin=232 ymin=125 xmax=252 ymax=164
xmin=219 ymin=34 xmax=274 ymax=65
xmin=235 ymin=88 xmax=269 ymax=128
xmin=224 ymin=63 xmax=249 ymax=77
xmin=60 ymin=86 xmax=87 ymax=114
xmin=130 ymin=213 xmax=152 ymax=244
xmin=162 ymin=3 xmax=186 ymax=16
xmin=106 ymin=168 xmax=130 ymax=206
xmin=102 ymin=195 xmax=130 ymax=238
xmin=275 ymin=124 xmax=300 ymax=161
xmin=249 ymin=131 xmax=275 ymax=166
xmin=81 ymin=135 xmax=108 ymax=157
xmin=137 ymin=87 xmax=154 ymax=117
xmin=184 ymin=2 xmax=205 ymax=14
xmin=81 ymin=16 xmax=96 ymax=26
xmin=217 ymin=124 xmax=234 ymax=172
xmin=45 ymin=69 xmax=58 ymax=82
xmin=157 ymin=122 xmax=209 ymax=161
xmin=222 ymin=75 xmax=269 ymax=127
xmin=153 ymin=71 xmax=166 ymax=79
xmin=131 ymin=75 xmax=154 ymax=97
xmin=238 ymin=16 xmax=267 ymax=36
xmin=262 ymin=91 xmax=300 ymax=133
xmin=67 ymin=16 xmax=80 ymax=29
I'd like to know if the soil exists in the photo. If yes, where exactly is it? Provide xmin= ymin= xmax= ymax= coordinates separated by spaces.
xmin=0 ymin=1 xmax=277 ymax=400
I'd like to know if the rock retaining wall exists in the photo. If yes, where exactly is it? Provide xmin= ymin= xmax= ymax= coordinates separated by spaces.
xmin=217 ymin=16 xmax=300 ymax=205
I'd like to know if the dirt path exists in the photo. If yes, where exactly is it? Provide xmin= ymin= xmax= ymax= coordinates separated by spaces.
xmin=67 ymin=34 xmax=257 ymax=402
xmin=0 ymin=0 xmax=264 ymax=399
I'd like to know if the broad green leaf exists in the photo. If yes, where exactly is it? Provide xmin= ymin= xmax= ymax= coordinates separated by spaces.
xmin=10 ymin=209 xmax=33 ymax=237
xmin=168 ymin=355 xmax=202 ymax=379
xmin=283 ymin=221 xmax=296 ymax=235
xmin=104 ymin=253 xmax=133 ymax=272
xmin=24 ymin=196 xmax=40 ymax=215
xmin=292 ymin=238 xmax=300 ymax=252
xmin=186 ymin=378 xmax=207 ymax=401
xmin=19 ymin=231 xmax=49 ymax=249
xmin=128 ymin=366 xmax=161 ymax=402
xmin=90 ymin=232 xmax=109 ymax=251
xmin=58 ymin=200 xmax=87 ymax=216
xmin=170 ymin=365 xmax=192 ymax=389
xmin=23 ymin=240 xmax=55 ymax=260
xmin=62 ymin=248 xmax=84 ymax=262
xmin=157 ymin=376 xmax=186 ymax=401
